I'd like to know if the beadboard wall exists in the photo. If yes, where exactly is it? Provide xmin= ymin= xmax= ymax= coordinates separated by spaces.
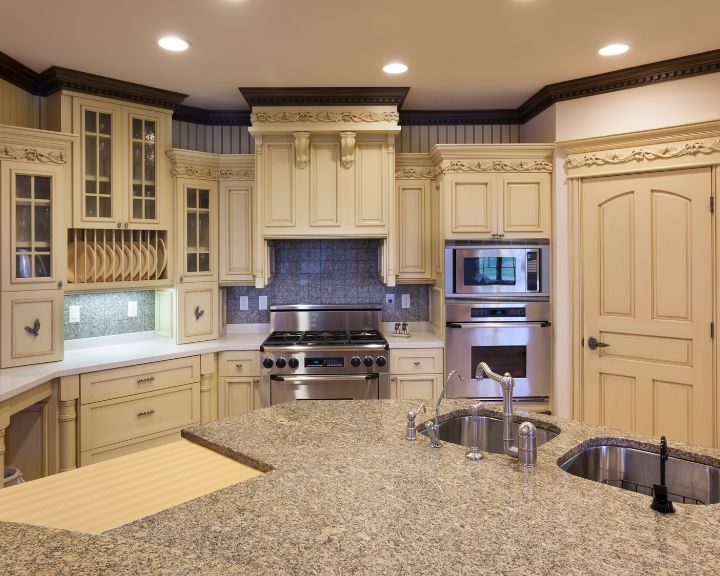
xmin=0 ymin=78 xmax=37 ymax=129
xmin=171 ymin=120 xmax=519 ymax=154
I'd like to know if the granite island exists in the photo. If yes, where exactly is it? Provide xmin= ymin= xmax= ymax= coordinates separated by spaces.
xmin=1 ymin=400 xmax=720 ymax=575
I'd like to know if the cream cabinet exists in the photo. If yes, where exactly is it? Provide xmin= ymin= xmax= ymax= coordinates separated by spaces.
xmin=443 ymin=172 xmax=551 ymax=240
xmin=0 ymin=126 xmax=74 ymax=368
xmin=390 ymin=348 xmax=444 ymax=400
xmin=220 ymin=182 xmax=254 ymax=283
xmin=67 ymin=95 xmax=171 ymax=230
xmin=218 ymin=351 xmax=261 ymax=418
xmin=79 ymin=356 xmax=201 ymax=465
xmin=176 ymin=179 xmax=218 ymax=284
xmin=156 ymin=283 xmax=221 ymax=344
xmin=395 ymin=179 xmax=432 ymax=283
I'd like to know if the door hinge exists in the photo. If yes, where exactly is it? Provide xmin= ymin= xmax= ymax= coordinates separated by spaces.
xmin=712 ymin=322 xmax=715 ymax=339
xmin=711 ymin=196 xmax=715 ymax=214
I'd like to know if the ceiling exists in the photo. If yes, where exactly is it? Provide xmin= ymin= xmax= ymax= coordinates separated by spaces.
xmin=2 ymin=0 xmax=720 ymax=111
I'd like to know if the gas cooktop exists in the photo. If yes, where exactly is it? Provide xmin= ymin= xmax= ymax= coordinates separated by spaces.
xmin=262 ymin=329 xmax=387 ymax=348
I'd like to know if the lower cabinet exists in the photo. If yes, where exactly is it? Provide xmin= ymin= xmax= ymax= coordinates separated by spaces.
xmin=79 ymin=356 xmax=201 ymax=465
xmin=390 ymin=348 xmax=444 ymax=400
xmin=218 ymin=351 xmax=260 ymax=417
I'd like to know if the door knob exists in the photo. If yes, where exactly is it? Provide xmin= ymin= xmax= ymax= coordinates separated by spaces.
xmin=587 ymin=336 xmax=609 ymax=351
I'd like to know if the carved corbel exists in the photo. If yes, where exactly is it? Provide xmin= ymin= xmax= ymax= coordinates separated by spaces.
xmin=340 ymin=132 xmax=356 ymax=168
xmin=294 ymin=132 xmax=310 ymax=169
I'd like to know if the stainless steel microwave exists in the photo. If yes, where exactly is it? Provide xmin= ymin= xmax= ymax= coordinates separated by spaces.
xmin=445 ymin=244 xmax=550 ymax=298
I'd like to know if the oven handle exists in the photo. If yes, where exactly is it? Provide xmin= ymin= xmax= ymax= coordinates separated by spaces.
xmin=446 ymin=321 xmax=551 ymax=328
xmin=271 ymin=374 xmax=379 ymax=382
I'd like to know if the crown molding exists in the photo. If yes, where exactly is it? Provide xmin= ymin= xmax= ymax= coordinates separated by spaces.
xmin=239 ymin=87 xmax=410 ymax=107
xmin=399 ymin=109 xmax=520 ymax=125
xmin=174 ymin=105 xmax=251 ymax=126
xmin=0 ymin=52 xmax=39 ymax=94
xmin=518 ymin=48 xmax=720 ymax=122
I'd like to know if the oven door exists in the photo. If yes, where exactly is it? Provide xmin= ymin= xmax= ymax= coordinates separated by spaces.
xmin=445 ymin=321 xmax=551 ymax=400
xmin=454 ymin=248 xmax=530 ymax=296
xmin=270 ymin=374 xmax=380 ymax=405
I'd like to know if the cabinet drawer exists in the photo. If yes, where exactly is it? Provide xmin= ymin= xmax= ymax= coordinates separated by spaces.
xmin=218 ymin=351 xmax=259 ymax=377
xmin=80 ymin=383 xmax=200 ymax=451
xmin=1 ymin=291 xmax=64 ymax=368
xmin=390 ymin=348 xmax=443 ymax=374
xmin=80 ymin=356 xmax=200 ymax=405
xmin=177 ymin=283 xmax=219 ymax=344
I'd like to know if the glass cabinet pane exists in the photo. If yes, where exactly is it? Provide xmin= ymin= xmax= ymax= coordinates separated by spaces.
xmin=83 ymin=109 xmax=112 ymax=220
xmin=14 ymin=173 xmax=53 ymax=281
xmin=184 ymin=186 xmax=212 ymax=276
xmin=130 ymin=117 xmax=157 ymax=221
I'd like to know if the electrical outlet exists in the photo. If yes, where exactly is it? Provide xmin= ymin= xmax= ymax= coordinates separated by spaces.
xmin=401 ymin=294 xmax=411 ymax=309
xmin=258 ymin=295 xmax=268 ymax=310
xmin=239 ymin=296 xmax=249 ymax=311
xmin=128 ymin=301 xmax=138 ymax=318
xmin=385 ymin=293 xmax=395 ymax=305
xmin=69 ymin=305 xmax=80 ymax=324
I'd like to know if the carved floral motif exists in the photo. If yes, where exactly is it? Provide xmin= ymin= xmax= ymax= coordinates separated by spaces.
xmin=566 ymin=139 xmax=720 ymax=168
xmin=395 ymin=167 xmax=441 ymax=179
xmin=441 ymin=159 xmax=553 ymax=173
xmin=251 ymin=110 xmax=399 ymax=124
xmin=170 ymin=165 xmax=255 ymax=180
xmin=0 ymin=145 xmax=66 ymax=164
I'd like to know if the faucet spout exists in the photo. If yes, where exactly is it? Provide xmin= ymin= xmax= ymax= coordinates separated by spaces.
xmin=475 ymin=362 xmax=518 ymax=459
xmin=428 ymin=370 xmax=464 ymax=448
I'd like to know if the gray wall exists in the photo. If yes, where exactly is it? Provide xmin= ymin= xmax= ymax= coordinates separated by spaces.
xmin=226 ymin=239 xmax=429 ymax=324
xmin=64 ymin=291 xmax=155 ymax=340
xmin=171 ymin=121 xmax=519 ymax=154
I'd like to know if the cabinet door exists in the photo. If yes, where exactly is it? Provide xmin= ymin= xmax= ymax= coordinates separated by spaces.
xmin=396 ymin=180 xmax=432 ymax=281
xmin=1 ymin=291 xmax=63 ymax=368
xmin=1 ymin=162 xmax=65 ymax=292
xmin=219 ymin=182 xmax=253 ymax=282
xmin=264 ymin=142 xmax=295 ymax=227
xmin=176 ymin=283 xmax=219 ymax=344
xmin=498 ymin=173 xmax=551 ymax=238
xmin=392 ymin=374 xmax=438 ymax=401
xmin=309 ymin=141 xmax=342 ymax=227
xmin=125 ymin=108 xmax=163 ymax=229
xmin=72 ymin=97 xmax=122 ymax=228
xmin=178 ymin=179 xmax=218 ymax=282
xmin=355 ymin=141 xmax=387 ymax=228
xmin=218 ymin=377 xmax=256 ymax=418
xmin=445 ymin=173 xmax=496 ymax=238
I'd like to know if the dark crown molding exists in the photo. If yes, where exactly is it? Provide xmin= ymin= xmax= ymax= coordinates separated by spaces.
xmin=399 ymin=109 xmax=520 ymax=126
xmin=239 ymin=87 xmax=410 ymax=107
xmin=173 ymin=105 xmax=251 ymax=126
xmin=0 ymin=52 xmax=39 ymax=94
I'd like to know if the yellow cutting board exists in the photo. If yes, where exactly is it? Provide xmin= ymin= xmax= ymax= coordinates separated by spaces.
xmin=0 ymin=440 xmax=261 ymax=534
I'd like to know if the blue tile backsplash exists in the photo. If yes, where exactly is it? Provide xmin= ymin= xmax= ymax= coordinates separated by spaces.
xmin=64 ymin=291 xmax=155 ymax=340
xmin=226 ymin=239 xmax=429 ymax=324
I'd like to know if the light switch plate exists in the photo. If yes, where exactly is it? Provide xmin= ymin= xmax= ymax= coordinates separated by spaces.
xmin=239 ymin=296 xmax=249 ymax=311
xmin=385 ymin=293 xmax=395 ymax=305
xmin=128 ymin=301 xmax=138 ymax=318
xmin=258 ymin=295 xmax=268 ymax=310
xmin=69 ymin=305 xmax=80 ymax=324
xmin=401 ymin=294 xmax=411 ymax=309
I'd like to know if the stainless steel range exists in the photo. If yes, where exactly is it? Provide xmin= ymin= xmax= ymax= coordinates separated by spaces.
xmin=259 ymin=304 xmax=390 ymax=407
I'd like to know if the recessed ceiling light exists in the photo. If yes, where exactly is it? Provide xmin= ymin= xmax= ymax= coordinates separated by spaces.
xmin=598 ymin=43 xmax=629 ymax=56
xmin=383 ymin=62 xmax=408 ymax=74
xmin=158 ymin=36 xmax=190 ymax=52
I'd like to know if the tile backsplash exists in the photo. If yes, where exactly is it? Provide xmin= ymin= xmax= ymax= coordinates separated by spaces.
xmin=64 ymin=291 xmax=155 ymax=340
xmin=226 ymin=239 xmax=429 ymax=323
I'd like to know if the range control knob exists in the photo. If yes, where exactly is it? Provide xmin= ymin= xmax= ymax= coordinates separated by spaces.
xmin=375 ymin=355 xmax=387 ymax=367
xmin=288 ymin=357 xmax=299 ymax=369
xmin=350 ymin=356 xmax=362 ymax=368
xmin=262 ymin=357 xmax=274 ymax=369
xmin=363 ymin=356 xmax=374 ymax=367
xmin=275 ymin=357 xmax=287 ymax=369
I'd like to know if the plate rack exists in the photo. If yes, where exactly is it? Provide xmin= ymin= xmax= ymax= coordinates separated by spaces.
xmin=67 ymin=228 xmax=170 ymax=289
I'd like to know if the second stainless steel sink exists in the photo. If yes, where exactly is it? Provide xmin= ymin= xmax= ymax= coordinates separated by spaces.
xmin=420 ymin=415 xmax=558 ymax=454
xmin=559 ymin=443 xmax=720 ymax=505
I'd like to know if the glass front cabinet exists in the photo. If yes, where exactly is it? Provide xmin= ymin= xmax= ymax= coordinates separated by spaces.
xmin=71 ymin=95 xmax=170 ymax=230
xmin=0 ymin=126 xmax=74 ymax=367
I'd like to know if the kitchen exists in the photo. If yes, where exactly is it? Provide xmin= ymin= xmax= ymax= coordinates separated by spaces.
xmin=2 ymin=0 xmax=720 ymax=573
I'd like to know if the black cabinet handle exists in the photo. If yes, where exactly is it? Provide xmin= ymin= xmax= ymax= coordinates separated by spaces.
xmin=25 ymin=319 xmax=40 ymax=337
xmin=194 ymin=306 xmax=205 ymax=320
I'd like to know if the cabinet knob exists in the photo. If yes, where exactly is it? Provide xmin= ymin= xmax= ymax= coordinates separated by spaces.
xmin=57 ymin=281 xmax=63 ymax=289
xmin=498 ymin=233 xmax=505 ymax=238
xmin=179 ymin=276 xmax=184 ymax=283
xmin=24 ymin=319 xmax=41 ymax=337
xmin=137 ymin=409 xmax=155 ymax=417
xmin=194 ymin=306 xmax=205 ymax=320
xmin=236 ymin=363 xmax=243 ymax=369
xmin=117 ymin=223 xmax=122 ymax=229
xmin=413 ymin=361 xmax=421 ymax=367
xmin=391 ymin=377 xmax=397 ymax=383
xmin=253 ymin=378 xmax=260 ymax=385
xmin=123 ymin=222 xmax=129 ymax=229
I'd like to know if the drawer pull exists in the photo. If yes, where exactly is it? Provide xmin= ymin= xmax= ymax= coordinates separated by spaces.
xmin=25 ymin=319 xmax=41 ymax=337
xmin=194 ymin=306 xmax=205 ymax=320
xmin=413 ymin=361 xmax=421 ymax=367
xmin=236 ymin=363 xmax=243 ymax=369
xmin=137 ymin=409 xmax=156 ymax=417
xmin=136 ymin=376 xmax=156 ymax=384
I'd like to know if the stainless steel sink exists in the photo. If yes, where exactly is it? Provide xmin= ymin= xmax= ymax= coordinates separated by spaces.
xmin=420 ymin=415 xmax=558 ymax=454
xmin=559 ymin=444 xmax=720 ymax=505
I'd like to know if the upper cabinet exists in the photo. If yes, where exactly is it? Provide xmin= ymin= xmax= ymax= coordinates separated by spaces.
xmin=430 ymin=144 xmax=554 ymax=241
xmin=45 ymin=92 xmax=172 ymax=231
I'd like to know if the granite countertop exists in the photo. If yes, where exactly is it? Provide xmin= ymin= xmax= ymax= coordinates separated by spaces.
xmin=2 ymin=400 xmax=720 ymax=575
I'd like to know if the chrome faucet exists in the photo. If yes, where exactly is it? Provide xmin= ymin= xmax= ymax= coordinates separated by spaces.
xmin=475 ymin=362 xmax=537 ymax=467
xmin=426 ymin=369 xmax=464 ymax=448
